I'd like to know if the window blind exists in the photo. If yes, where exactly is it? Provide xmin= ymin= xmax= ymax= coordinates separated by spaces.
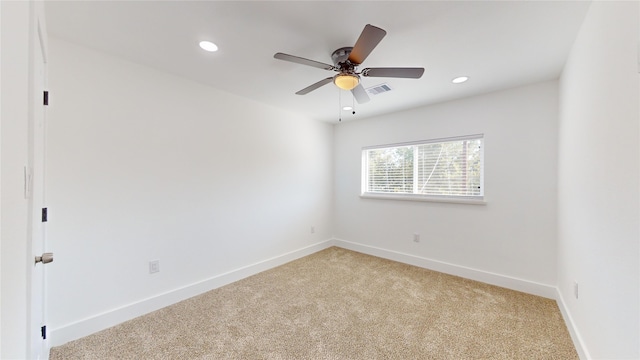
xmin=363 ymin=135 xmax=484 ymax=199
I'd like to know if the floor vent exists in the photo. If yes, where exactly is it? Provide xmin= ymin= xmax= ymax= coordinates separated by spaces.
xmin=366 ymin=83 xmax=393 ymax=96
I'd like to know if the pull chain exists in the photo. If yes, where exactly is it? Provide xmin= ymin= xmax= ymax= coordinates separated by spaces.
xmin=352 ymin=93 xmax=355 ymax=115
xmin=338 ymin=89 xmax=342 ymax=122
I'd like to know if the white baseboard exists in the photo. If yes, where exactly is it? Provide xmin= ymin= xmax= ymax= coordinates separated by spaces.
xmin=333 ymin=238 xmax=557 ymax=299
xmin=49 ymin=239 xmax=333 ymax=347
xmin=555 ymin=289 xmax=591 ymax=360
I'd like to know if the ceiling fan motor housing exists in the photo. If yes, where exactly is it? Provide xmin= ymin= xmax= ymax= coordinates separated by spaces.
xmin=331 ymin=47 xmax=360 ymax=90
xmin=331 ymin=47 xmax=354 ymax=67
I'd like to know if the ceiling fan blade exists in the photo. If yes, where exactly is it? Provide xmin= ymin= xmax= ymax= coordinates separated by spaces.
xmin=295 ymin=77 xmax=334 ymax=95
xmin=348 ymin=24 xmax=387 ymax=65
xmin=274 ymin=53 xmax=335 ymax=71
xmin=362 ymin=67 xmax=425 ymax=79
xmin=351 ymin=84 xmax=370 ymax=104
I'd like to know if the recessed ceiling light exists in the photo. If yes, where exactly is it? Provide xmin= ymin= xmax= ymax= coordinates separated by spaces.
xmin=452 ymin=76 xmax=469 ymax=84
xmin=199 ymin=41 xmax=218 ymax=52
xmin=343 ymin=106 xmax=353 ymax=111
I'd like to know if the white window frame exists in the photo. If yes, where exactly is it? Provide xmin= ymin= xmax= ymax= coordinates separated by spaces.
xmin=361 ymin=134 xmax=485 ymax=205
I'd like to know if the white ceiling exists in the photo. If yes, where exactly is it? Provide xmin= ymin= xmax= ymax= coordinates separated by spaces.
xmin=44 ymin=1 xmax=591 ymax=123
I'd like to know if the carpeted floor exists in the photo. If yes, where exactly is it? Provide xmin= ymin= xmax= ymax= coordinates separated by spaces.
xmin=50 ymin=247 xmax=577 ymax=359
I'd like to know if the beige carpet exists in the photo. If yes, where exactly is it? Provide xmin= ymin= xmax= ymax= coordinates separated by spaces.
xmin=50 ymin=247 xmax=577 ymax=359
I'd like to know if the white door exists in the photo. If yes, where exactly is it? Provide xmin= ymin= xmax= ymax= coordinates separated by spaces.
xmin=29 ymin=14 xmax=49 ymax=360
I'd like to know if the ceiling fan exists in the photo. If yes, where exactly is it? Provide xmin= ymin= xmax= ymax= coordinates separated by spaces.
xmin=274 ymin=24 xmax=425 ymax=104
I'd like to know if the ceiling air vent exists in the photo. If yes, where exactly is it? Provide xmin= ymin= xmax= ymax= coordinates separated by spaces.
xmin=366 ymin=83 xmax=393 ymax=96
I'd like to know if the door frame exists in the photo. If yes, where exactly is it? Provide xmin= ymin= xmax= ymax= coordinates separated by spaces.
xmin=0 ymin=1 xmax=49 ymax=358
xmin=28 ymin=7 xmax=49 ymax=359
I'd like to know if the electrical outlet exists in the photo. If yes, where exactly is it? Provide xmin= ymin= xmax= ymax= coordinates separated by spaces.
xmin=310 ymin=226 xmax=316 ymax=234
xmin=573 ymin=281 xmax=579 ymax=299
xmin=149 ymin=260 xmax=160 ymax=274
xmin=413 ymin=233 xmax=420 ymax=243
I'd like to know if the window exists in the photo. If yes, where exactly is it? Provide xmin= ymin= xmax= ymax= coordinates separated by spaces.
xmin=362 ymin=134 xmax=484 ymax=203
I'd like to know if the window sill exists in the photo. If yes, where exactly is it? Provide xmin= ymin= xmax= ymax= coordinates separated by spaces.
xmin=360 ymin=193 xmax=486 ymax=205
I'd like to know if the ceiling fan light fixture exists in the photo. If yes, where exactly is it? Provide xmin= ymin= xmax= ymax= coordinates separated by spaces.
xmin=334 ymin=74 xmax=359 ymax=90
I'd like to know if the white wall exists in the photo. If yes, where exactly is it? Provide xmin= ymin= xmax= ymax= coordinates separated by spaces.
xmin=46 ymin=38 xmax=334 ymax=345
xmin=0 ymin=2 xmax=31 ymax=358
xmin=333 ymin=81 xmax=559 ymax=296
xmin=557 ymin=1 xmax=639 ymax=359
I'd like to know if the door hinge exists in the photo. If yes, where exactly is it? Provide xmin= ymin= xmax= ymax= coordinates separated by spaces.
xmin=41 ymin=325 xmax=47 ymax=340
xmin=43 ymin=91 xmax=49 ymax=106
xmin=41 ymin=208 xmax=48 ymax=222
